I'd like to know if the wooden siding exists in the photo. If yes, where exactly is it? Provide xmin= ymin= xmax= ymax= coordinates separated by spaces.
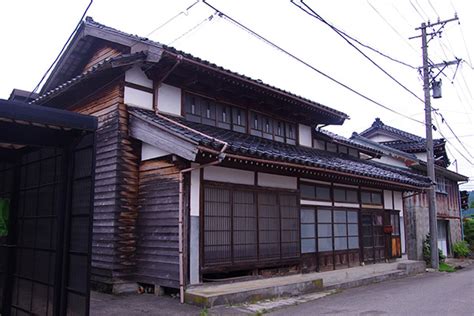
xmin=136 ymin=159 xmax=181 ymax=288
xmin=75 ymin=80 xmax=141 ymax=286
xmin=82 ymin=44 xmax=123 ymax=73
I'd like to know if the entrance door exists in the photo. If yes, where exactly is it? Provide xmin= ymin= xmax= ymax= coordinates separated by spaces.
xmin=437 ymin=220 xmax=448 ymax=257
xmin=361 ymin=211 xmax=385 ymax=263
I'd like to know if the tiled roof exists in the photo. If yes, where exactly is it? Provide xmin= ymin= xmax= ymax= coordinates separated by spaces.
xmin=360 ymin=118 xmax=425 ymax=142
xmin=350 ymin=133 xmax=418 ymax=161
xmin=381 ymin=139 xmax=445 ymax=153
xmin=81 ymin=17 xmax=348 ymax=121
xmin=129 ymin=107 xmax=431 ymax=188
xmin=32 ymin=52 xmax=146 ymax=104
xmin=315 ymin=129 xmax=383 ymax=156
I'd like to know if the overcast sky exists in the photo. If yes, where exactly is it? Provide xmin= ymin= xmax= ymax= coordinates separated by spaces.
xmin=1 ymin=0 xmax=472 ymax=188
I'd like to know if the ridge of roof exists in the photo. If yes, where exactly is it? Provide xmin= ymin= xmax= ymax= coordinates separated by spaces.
xmin=360 ymin=117 xmax=426 ymax=142
xmin=69 ymin=17 xmax=349 ymax=121
xmin=351 ymin=133 xmax=418 ymax=161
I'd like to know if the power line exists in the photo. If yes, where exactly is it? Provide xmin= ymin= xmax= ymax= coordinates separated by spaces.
xmin=291 ymin=1 xmax=417 ymax=70
xmin=293 ymin=0 xmax=424 ymax=104
xmin=146 ymin=0 xmax=200 ymax=38
xmin=427 ymin=0 xmax=440 ymax=18
xmin=434 ymin=110 xmax=474 ymax=158
xmin=28 ymin=0 xmax=94 ymax=99
xmin=433 ymin=115 xmax=474 ymax=165
xmin=410 ymin=0 xmax=428 ymax=21
xmin=168 ymin=12 xmax=216 ymax=45
xmin=199 ymin=0 xmax=425 ymax=125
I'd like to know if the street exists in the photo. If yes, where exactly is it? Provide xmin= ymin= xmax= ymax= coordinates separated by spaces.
xmin=269 ymin=265 xmax=474 ymax=316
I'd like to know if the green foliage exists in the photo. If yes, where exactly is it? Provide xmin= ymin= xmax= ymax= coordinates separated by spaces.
xmin=470 ymin=201 xmax=474 ymax=209
xmin=199 ymin=307 xmax=208 ymax=316
xmin=453 ymin=240 xmax=470 ymax=258
xmin=439 ymin=262 xmax=456 ymax=273
xmin=464 ymin=218 xmax=474 ymax=250
xmin=423 ymin=234 xmax=445 ymax=266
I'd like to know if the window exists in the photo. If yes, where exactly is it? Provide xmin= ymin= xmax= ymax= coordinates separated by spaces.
xmin=318 ymin=209 xmax=333 ymax=252
xmin=184 ymin=92 xmax=297 ymax=144
xmin=286 ymin=123 xmax=296 ymax=145
xmin=436 ymin=176 xmax=447 ymax=193
xmin=348 ymin=148 xmax=359 ymax=157
xmin=361 ymin=191 xmax=383 ymax=205
xmin=301 ymin=208 xmax=316 ymax=253
xmin=334 ymin=187 xmax=358 ymax=203
xmin=391 ymin=213 xmax=400 ymax=236
xmin=326 ymin=142 xmax=337 ymax=153
xmin=203 ymin=185 xmax=299 ymax=266
xmin=300 ymin=182 xmax=330 ymax=201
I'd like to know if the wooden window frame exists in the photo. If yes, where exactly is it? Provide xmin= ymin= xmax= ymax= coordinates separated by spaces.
xmin=333 ymin=187 xmax=359 ymax=203
xmin=201 ymin=181 xmax=300 ymax=270
xmin=299 ymin=181 xmax=332 ymax=202
xmin=361 ymin=190 xmax=383 ymax=205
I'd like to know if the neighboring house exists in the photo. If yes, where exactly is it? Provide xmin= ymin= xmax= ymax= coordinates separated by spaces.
xmin=29 ymin=17 xmax=432 ymax=295
xmin=352 ymin=118 xmax=468 ymax=260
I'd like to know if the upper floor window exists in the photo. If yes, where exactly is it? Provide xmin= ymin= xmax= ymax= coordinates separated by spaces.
xmin=361 ymin=191 xmax=383 ymax=205
xmin=333 ymin=187 xmax=358 ymax=203
xmin=300 ymin=182 xmax=331 ymax=201
xmin=183 ymin=92 xmax=297 ymax=145
xmin=436 ymin=176 xmax=447 ymax=193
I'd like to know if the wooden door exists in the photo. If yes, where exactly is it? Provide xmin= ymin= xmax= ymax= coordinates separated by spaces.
xmin=361 ymin=210 xmax=385 ymax=264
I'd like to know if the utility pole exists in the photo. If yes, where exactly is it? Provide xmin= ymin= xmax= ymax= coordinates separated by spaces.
xmin=410 ymin=17 xmax=459 ymax=269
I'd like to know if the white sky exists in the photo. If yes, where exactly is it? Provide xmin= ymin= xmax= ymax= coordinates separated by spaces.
xmin=1 ymin=0 xmax=473 ymax=188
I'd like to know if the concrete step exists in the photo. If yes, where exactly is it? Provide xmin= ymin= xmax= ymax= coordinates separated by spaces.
xmin=185 ymin=260 xmax=426 ymax=308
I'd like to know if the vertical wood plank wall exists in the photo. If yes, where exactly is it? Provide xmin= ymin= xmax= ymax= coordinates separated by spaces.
xmin=136 ymin=159 xmax=181 ymax=288
xmin=75 ymin=81 xmax=141 ymax=289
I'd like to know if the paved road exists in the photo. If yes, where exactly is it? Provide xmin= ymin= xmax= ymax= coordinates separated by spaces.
xmin=269 ymin=265 xmax=474 ymax=316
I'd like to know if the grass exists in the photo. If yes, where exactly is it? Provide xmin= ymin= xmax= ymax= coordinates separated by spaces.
xmin=439 ymin=262 xmax=456 ymax=273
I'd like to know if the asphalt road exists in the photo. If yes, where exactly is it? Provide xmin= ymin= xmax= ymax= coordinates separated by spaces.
xmin=269 ymin=265 xmax=474 ymax=316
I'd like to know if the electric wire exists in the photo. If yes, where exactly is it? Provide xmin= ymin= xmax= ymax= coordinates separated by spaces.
xmin=368 ymin=1 xmax=419 ymax=56
xmin=414 ymin=0 xmax=431 ymax=20
xmin=28 ymin=0 xmax=93 ymax=99
xmin=145 ymin=0 xmax=200 ymax=38
xmin=433 ymin=115 xmax=474 ymax=165
xmin=199 ymin=0 xmax=425 ymax=126
xmin=290 ymin=1 xmax=417 ymax=70
xmin=293 ymin=0 xmax=424 ymax=104
xmin=168 ymin=12 xmax=216 ymax=45
xmin=434 ymin=110 xmax=474 ymax=158
xmin=427 ymin=0 xmax=440 ymax=18
xmin=410 ymin=0 xmax=428 ymax=21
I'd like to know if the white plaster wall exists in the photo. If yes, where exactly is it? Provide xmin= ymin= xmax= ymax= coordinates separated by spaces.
xmin=393 ymin=191 xmax=403 ymax=211
xmin=300 ymin=178 xmax=331 ymax=186
xmin=384 ymin=190 xmax=393 ymax=209
xmin=141 ymin=142 xmax=171 ymax=161
xmin=190 ymin=165 xmax=200 ymax=217
xmin=124 ymin=86 xmax=153 ymax=110
xmin=415 ymin=152 xmax=427 ymax=162
xmin=203 ymin=166 xmax=254 ymax=185
xmin=376 ymin=156 xmax=409 ymax=169
xmin=156 ymin=84 xmax=182 ymax=116
xmin=334 ymin=202 xmax=360 ymax=208
xmin=125 ymin=65 xmax=153 ymax=88
xmin=300 ymin=200 xmax=332 ymax=206
xmin=298 ymin=124 xmax=312 ymax=147
xmin=369 ymin=135 xmax=397 ymax=142
xmin=258 ymin=172 xmax=297 ymax=189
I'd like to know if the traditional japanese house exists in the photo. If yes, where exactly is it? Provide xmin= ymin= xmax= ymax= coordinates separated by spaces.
xmin=353 ymin=118 xmax=468 ymax=260
xmin=31 ymin=17 xmax=432 ymax=296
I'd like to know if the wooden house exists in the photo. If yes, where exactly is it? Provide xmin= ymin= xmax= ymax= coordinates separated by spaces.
xmin=31 ymin=18 xmax=432 ymax=296
xmin=353 ymin=118 xmax=468 ymax=260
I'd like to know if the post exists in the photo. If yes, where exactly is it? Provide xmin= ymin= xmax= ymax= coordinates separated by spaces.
xmin=421 ymin=23 xmax=439 ymax=269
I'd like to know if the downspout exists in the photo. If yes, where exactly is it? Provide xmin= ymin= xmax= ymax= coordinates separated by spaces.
xmin=177 ymin=135 xmax=228 ymax=303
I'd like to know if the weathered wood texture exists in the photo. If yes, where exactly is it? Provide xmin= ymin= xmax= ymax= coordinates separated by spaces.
xmin=136 ymin=159 xmax=181 ymax=288
xmin=82 ymin=44 xmax=123 ymax=73
xmin=75 ymin=80 xmax=141 ymax=286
